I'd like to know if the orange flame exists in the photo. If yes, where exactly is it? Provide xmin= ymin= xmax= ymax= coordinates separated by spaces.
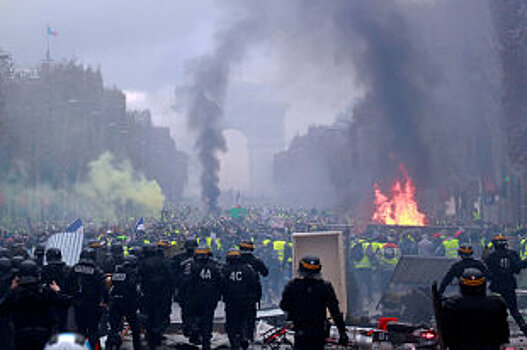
xmin=372 ymin=165 xmax=427 ymax=226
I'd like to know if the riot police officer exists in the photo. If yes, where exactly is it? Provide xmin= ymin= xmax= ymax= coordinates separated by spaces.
xmin=280 ymin=255 xmax=348 ymax=350
xmin=441 ymin=268 xmax=509 ymax=349
xmin=138 ymin=244 xmax=173 ymax=350
xmin=42 ymin=248 xmax=71 ymax=331
xmin=239 ymin=240 xmax=268 ymax=340
xmin=187 ymin=246 xmax=223 ymax=350
xmin=33 ymin=244 xmax=45 ymax=267
xmin=106 ymin=255 xmax=142 ymax=350
xmin=104 ymin=244 xmax=125 ymax=274
xmin=0 ymin=256 xmax=13 ymax=349
xmin=438 ymin=245 xmax=489 ymax=296
xmin=0 ymin=260 xmax=68 ymax=350
xmin=223 ymin=249 xmax=259 ymax=350
xmin=66 ymin=248 xmax=108 ymax=350
xmin=484 ymin=234 xmax=527 ymax=335
xmin=171 ymin=238 xmax=197 ymax=337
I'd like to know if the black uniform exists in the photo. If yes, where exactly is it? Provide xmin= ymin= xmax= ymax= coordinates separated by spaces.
xmin=171 ymin=250 xmax=194 ymax=336
xmin=106 ymin=261 xmax=142 ymax=350
xmin=0 ymin=262 xmax=69 ymax=350
xmin=438 ymin=257 xmax=490 ymax=295
xmin=442 ymin=294 xmax=509 ymax=349
xmin=66 ymin=257 xmax=108 ymax=350
xmin=187 ymin=256 xmax=223 ymax=350
xmin=484 ymin=246 xmax=527 ymax=332
xmin=223 ymin=258 xmax=259 ymax=349
xmin=241 ymin=252 xmax=268 ymax=339
xmin=139 ymin=247 xmax=173 ymax=349
xmin=280 ymin=277 xmax=347 ymax=350
xmin=0 ymin=258 xmax=13 ymax=350
xmin=41 ymin=259 xmax=71 ymax=331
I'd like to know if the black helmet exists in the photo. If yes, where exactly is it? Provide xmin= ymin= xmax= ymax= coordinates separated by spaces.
xmin=194 ymin=245 xmax=211 ymax=260
xmin=46 ymin=248 xmax=62 ymax=262
xmin=184 ymin=238 xmax=198 ymax=252
xmin=226 ymin=249 xmax=242 ymax=263
xmin=460 ymin=268 xmax=486 ymax=296
xmin=18 ymin=259 xmax=39 ymax=284
xmin=298 ymin=255 xmax=322 ymax=276
xmin=123 ymin=255 xmax=138 ymax=269
xmin=0 ymin=257 xmax=11 ymax=271
xmin=131 ymin=246 xmax=144 ymax=259
xmin=491 ymin=234 xmax=507 ymax=249
xmin=79 ymin=248 xmax=96 ymax=263
xmin=12 ymin=255 xmax=24 ymax=269
xmin=143 ymin=245 xmax=156 ymax=257
xmin=458 ymin=245 xmax=474 ymax=258
xmin=0 ymin=247 xmax=9 ymax=258
xmin=239 ymin=241 xmax=255 ymax=252
xmin=34 ymin=244 xmax=45 ymax=256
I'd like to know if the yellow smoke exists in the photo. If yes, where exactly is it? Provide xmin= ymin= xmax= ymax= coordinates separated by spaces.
xmin=77 ymin=152 xmax=165 ymax=220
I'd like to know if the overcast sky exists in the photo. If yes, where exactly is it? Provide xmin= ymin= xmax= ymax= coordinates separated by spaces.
xmin=0 ymin=0 xmax=364 ymax=192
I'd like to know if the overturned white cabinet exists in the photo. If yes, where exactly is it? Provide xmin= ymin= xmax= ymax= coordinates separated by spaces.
xmin=292 ymin=231 xmax=347 ymax=316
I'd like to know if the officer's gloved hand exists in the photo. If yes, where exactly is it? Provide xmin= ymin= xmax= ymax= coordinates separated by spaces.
xmin=338 ymin=332 xmax=349 ymax=345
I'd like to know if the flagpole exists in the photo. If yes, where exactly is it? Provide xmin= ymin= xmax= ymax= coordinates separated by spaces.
xmin=45 ymin=23 xmax=51 ymax=61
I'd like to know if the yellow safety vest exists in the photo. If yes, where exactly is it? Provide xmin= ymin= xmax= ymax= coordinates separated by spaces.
xmin=354 ymin=242 xmax=372 ymax=269
xmin=520 ymin=239 xmax=527 ymax=260
xmin=379 ymin=244 xmax=400 ymax=267
xmin=443 ymin=239 xmax=459 ymax=258
xmin=273 ymin=240 xmax=286 ymax=262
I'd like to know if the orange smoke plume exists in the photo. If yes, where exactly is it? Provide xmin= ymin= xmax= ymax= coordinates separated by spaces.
xmin=372 ymin=165 xmax=427 ymax=226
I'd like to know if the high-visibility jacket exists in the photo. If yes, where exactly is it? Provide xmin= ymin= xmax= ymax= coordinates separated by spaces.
xmin=379 ymin=243 xmax=400 ymax=268
xmin=520 ymin=239 xmax=527 ymax=260
xmin=353 ymin=242 xmax=372 ymax=269
xmin=443 ymin=239 xmax=459 ymax=258
xmin=273 ymin=240 xmax=286 ymax=262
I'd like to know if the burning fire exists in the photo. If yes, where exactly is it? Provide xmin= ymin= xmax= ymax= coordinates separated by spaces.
xmin=372 ymin=165 xmax=427 ymax=226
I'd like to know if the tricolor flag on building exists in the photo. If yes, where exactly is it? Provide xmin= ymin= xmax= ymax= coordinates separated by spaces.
xmin=47 ymin=26 xmax=58 ymax=37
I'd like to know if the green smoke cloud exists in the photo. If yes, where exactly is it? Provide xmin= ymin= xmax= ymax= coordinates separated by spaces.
xmin=0 ymin=152 xmax=165 ymax=224
xmin=77 ymin=152 xmax=165 ymax=221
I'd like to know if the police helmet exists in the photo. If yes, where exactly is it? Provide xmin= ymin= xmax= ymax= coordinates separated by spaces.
xmin=46 ymin=248 xmax=62 ymax=262
xmin=298 ymin=255 xmax=322 ymax=276
xmin=12 ymin=255 xmax=24 ymax=269
xmin=458 ymin=245 xmax=474 ymax=258
xmin=239 ymin=241 xmax=255 ymax=252
xmin=492 ymin=234 xmax=507 ymax=248
xmin=459 ymin=268 xmax=486 ymax=295
xmin=123 ymin=255 xmax=138 ymax=268
xmin=88 ymin=240 xmax=102 ymax=249
xmin=79 ymin=248 xmax=96 ymax=263
xmin=34 ymin=244 xmax=45 ymax=256
xmin=226 ymin=249 xmax=242 ymax=263
xmin=44 ymin=332 xmax=90 ymax=350
xmin=131 ymin=246 xmax=144 ymax=259
xmin=0 ymin=247 xmax=9 ymax=258
xmin=194 ymin=245 xmax=212 ymax=260
xmin=18 ymin=259 xmax=39 ymax=285
xmin=143 ymin=245 xmax=156 ymax=257
xmin=184 ymin=238 xmax=198 ymax=252
xmin=0 ymin=257 xmax=11 ymax=271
